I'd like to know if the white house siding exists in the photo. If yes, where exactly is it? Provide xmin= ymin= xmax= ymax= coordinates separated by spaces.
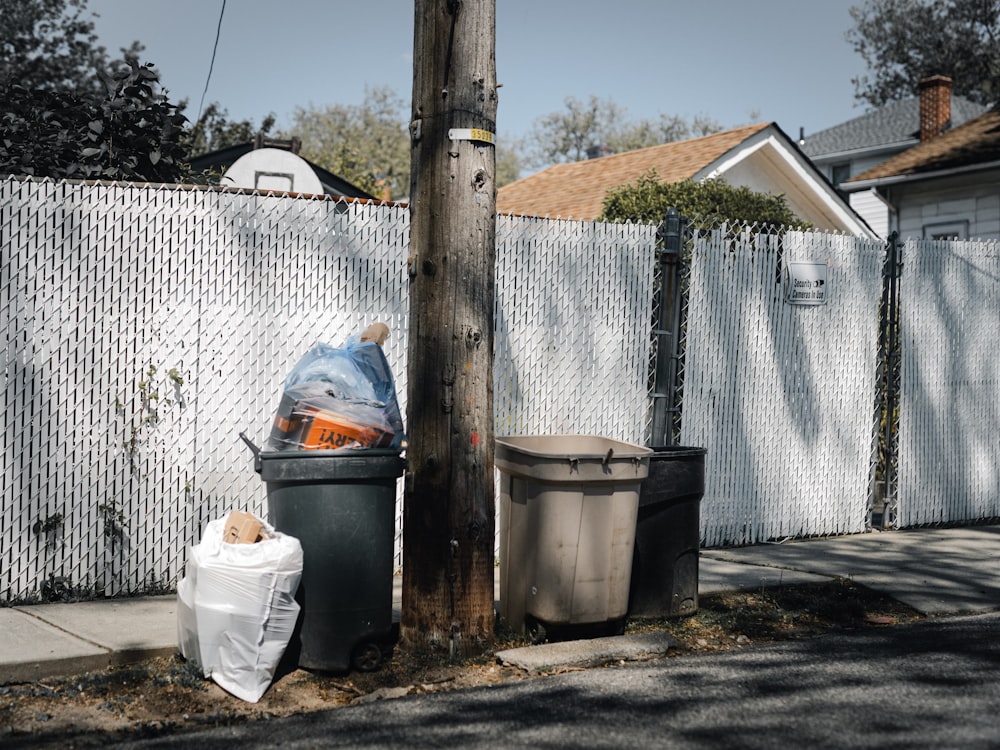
xmin=849 ymin=188 xmax=889 ymax=239
xmin=720 ymin=149 xmax=870 ymax=235
xmin=893 ymin=173 xmax=1000 ymax=240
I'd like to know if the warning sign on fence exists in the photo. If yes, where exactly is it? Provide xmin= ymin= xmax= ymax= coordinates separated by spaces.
xmin=784 ymin=261 xmax=829 ymax=305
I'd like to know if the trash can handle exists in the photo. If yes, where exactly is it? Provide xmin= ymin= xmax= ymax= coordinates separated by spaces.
xmin=239 ymin=431 xmax=262 ymax=473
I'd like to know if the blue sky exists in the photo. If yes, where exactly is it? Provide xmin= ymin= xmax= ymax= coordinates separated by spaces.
xmin=87 ymin=0 xmax=871 ymax=148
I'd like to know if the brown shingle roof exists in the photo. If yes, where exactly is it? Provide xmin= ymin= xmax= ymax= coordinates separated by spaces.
xmin=497 ymin=122 xmax=773 ymax=220
xmin=847 ymin=107 xmax=1000 ymax=183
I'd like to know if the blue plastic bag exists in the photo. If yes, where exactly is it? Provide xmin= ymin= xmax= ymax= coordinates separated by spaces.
xmin=269 ymin=336 xmax=406 ymax=452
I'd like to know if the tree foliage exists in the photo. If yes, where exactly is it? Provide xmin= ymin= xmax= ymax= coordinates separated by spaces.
xmin=283 ymin=87 xmax=525 ymax=197
xmin=1 ymin=61 xmax=188 ymax=182
xmin=284 ymin=87 xmax=411 ymax=200
xmin=0 ymin=0 xmax=144 ymax=98
xmin=183 ymin=101 xmax=277 ymax=157
xmin=600 ymin=171 xmax=810 ymax=231
xmin=525 ymin=95 xmax=724 ymax=169
xmin=0 ymin=0 xmax=273 ymax=183
xmin=494 ymin=134 xmax=524 ymax=188
xmin=847 ymin=0 xmax=1000 ymax=107
xmin=1 ymin=0 xmax=191 ymax=182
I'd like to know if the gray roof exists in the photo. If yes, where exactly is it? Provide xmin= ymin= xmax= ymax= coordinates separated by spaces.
xmin=801 ymin=97 xmax=988 ymax=158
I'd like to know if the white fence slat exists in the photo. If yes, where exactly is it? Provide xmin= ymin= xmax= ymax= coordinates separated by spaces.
xmin=6 ymin=175 xmax=998 ymax=602
xmin=494 ymin=216 xmax=656 ymax=443
xmin=1 ymin=180 xmax=658 ymax=600
xmin=682 ymin=229 xmax=884 ymax=546
xmin=898 ymin=239 xmax=1000 ymax=526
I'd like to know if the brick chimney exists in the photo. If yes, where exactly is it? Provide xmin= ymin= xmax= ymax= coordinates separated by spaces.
xmin=919 ymin=75 xmax=952 ymax=142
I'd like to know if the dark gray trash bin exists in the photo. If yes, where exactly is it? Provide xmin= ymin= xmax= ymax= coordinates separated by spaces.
xmin=628 ymin=446 xmax=706 ymax=618
xmin=251 ymin=446 xmax=405 ymax=673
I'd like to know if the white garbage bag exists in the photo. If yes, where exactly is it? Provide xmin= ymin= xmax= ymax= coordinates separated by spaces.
xmin=176 ymin=515 xmax=303 ymax=702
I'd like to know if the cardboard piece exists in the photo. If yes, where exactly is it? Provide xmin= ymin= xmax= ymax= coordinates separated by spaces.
xmin=360 ymin=322 xmax=390 ymax=345
xmin=223 ymin=511 xmax=264 ymax=544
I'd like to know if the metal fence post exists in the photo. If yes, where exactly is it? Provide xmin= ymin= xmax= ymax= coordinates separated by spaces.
xmin=650 ymin=207 xmax=685 ymax=447
xmin=877 ymin=231 xmax=903 ymax=528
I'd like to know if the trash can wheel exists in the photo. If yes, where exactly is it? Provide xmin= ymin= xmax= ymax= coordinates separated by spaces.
xmin=351 ymin=642 xmax=383 ymax=672
xmin=525 ymin=616 xmax=547 ymax=645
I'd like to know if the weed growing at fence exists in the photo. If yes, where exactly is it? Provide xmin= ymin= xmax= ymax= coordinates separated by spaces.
xmin=115 ymin=364 xmax=185 ymax=472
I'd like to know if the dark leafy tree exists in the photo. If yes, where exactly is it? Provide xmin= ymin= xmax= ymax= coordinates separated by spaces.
xmin=183 ymin=101 xmax=277 ymax=157
xmin=600 ymin=170 xmax=811 ymax=231
xmin=0 ymin=86 xmax=92 ymax=177
xmin=1 ymin=61 xmax=188 ymax=182
xmin=0 ymin=0 xmax=145 ymax=98
xmin=847 ymin=0 xmax=1000 ymax=107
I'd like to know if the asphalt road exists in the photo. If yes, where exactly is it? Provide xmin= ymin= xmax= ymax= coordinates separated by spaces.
xmin=103 ymin=611 xmax=1000 ymax=749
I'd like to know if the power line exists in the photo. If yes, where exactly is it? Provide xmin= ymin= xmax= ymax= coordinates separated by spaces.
xmin=195 ymin=0 xmax=227 ymax=126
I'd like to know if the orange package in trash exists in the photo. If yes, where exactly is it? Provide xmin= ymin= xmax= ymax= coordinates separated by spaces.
xmin=299 ymin=410 xmax=392 ymax=450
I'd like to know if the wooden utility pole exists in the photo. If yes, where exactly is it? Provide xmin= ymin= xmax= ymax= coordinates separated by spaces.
xmin=402 ymin=0 xmax=497 ymax=655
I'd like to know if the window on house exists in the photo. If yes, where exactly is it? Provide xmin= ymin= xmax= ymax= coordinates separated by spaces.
xmin=923 ymin=221 xmax=968 ymax=240
xmin=831 ymin=163 xmax=851 ymax=187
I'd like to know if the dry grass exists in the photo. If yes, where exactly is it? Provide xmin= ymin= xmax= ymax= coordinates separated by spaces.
xmin=633 ymin=578 xmax=923 ymax=653
xmin=0 ymin=578 xmax=923 ymax=748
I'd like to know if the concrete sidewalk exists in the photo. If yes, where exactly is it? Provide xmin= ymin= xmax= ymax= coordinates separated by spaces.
xmin=2 ymin=525 xmax=999 ymax=685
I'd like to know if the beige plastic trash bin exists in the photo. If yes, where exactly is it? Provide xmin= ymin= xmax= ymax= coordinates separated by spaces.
xmin=496 ymin=435 xmax=652 ymax=641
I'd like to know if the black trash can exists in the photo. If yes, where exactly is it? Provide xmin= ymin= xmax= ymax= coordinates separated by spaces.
xmin=628 ymin=446 xmax=707 ymax=618
xmin=254 ymin=448 xmax=405 ymax=673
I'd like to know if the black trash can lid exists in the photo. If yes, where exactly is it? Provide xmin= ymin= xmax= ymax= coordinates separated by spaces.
xmin=647 ymin=446 xmax=708 ymax=459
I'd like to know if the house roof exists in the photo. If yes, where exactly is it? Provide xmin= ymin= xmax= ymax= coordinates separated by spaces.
xmin=845 ymin=106 xmax=1000 ymax=187
xmin=187 ymin=142 xmax=374 ymax=199
xmin=800 ymin=96 xmax=988 ymax=159
xmin=495 ymin=122 xmax=874 ymax=236
xmin=496 ymin=123 xmax=772 ymax=220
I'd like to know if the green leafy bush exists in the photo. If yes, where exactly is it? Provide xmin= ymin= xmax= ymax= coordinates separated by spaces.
xmin=600 ymin=170 xmax=811 ymax=231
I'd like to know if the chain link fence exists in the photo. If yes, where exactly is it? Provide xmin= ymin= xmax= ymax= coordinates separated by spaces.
xmin=4 ymin=176 xmax=998 ymax=602
xmin=1 ymin=178 xmax=655 ymax=601
xmin=896 ymin=237 xmax=1000 ymax=527
xmin=678 ymin=225 xmax=886 ymax=546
